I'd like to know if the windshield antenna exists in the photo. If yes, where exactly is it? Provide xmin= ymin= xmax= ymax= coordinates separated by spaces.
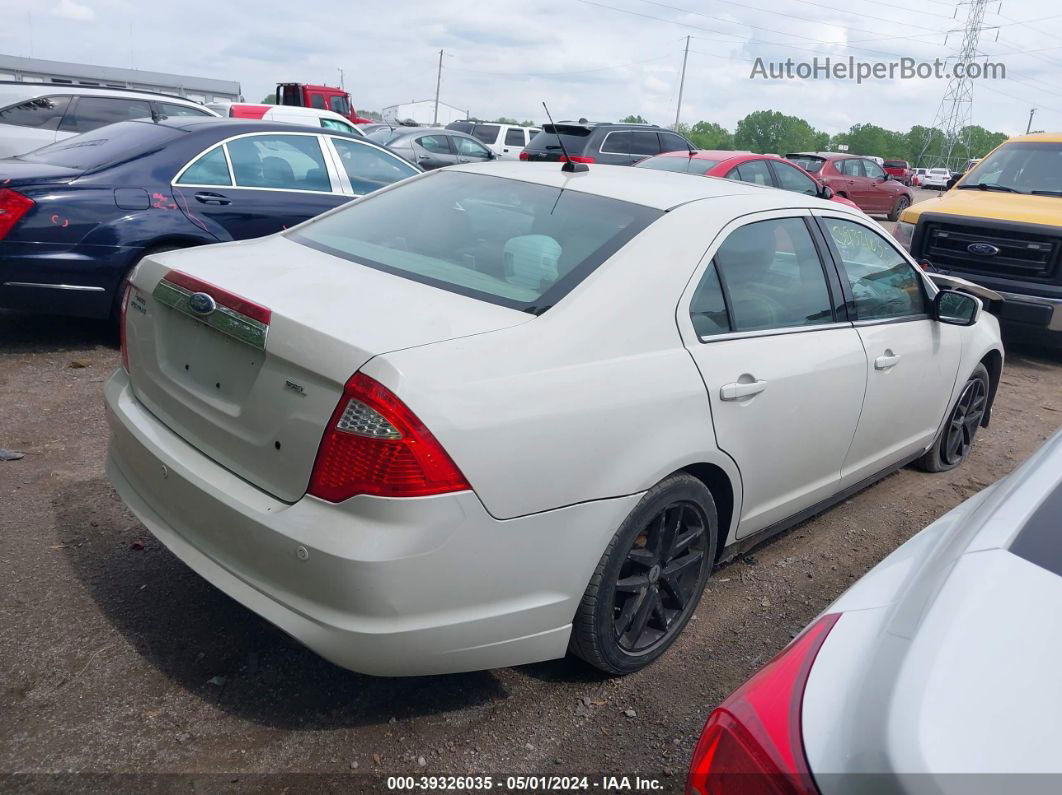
xmin=542 ymin=102 xmax=588 ymax=173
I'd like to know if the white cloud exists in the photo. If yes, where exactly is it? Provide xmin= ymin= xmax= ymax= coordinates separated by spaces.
xmin=51 ymin=0 xmax=95 ymax=22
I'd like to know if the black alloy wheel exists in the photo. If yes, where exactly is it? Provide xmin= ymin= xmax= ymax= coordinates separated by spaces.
xmin=941 ymin=375 xmax=988 ymax=466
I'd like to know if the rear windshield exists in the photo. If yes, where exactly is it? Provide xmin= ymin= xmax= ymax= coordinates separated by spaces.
xmin=471 ymin=124 xmax=500 ymax=143
xmin=786 ymin=155 xmax=824 ymax=173
xmin=446 ymin=121 xmax=474 ymax=134
xmin=526 ymin=125 xmax=592 ymax=154
xmin=17 ymin=120 xmax=184 ymax=171
xmin=883 ymin=160 xmax=908 ymax=168
xmin=636 ymin=155 xmax=720 ymax=175
xmin=289 ymin=171 xmax=661 ymax=312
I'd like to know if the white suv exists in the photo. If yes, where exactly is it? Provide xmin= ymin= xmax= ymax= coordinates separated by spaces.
xmin=0 ymin=83 xmax=217 ymax=159
xmin=446 ymin=120 xmax=541 ymax=159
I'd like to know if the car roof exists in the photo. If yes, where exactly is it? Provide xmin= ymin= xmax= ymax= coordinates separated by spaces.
xmin=0 ymin=80 xmax=213 ymax=110
xmin=653 ymin=149 xmax=751 ymax=161
xmin=447 ymin=161 xmax=851 ymax=212
xmin=1007 ymin=131 xmax=1062 ymax=144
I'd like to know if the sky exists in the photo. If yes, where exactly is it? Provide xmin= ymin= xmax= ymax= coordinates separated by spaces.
xmin=2 ymin=0 xmax=1061 ymax=136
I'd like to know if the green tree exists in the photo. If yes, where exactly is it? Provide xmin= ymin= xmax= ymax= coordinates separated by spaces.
xmin=620 ymin=114 xmax=648 ymax=124
xmin=733 ymin=110 xmax=821 ymax=154
xmin=493 ymin=116 xmax=520 ymax=125
xmin=961 ymin=125 xmax=1008 ymax=159
xmin=677 ymin=120 xmax=733 ymax=150
xmin=261 ymin=94 xmax=276 ymax=105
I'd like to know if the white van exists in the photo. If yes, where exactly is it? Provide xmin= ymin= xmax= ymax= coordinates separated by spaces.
xmin=445 ymin=121 xmax=541 ymax=160
xmin=207 ymin=103 xmax=364 ymax=136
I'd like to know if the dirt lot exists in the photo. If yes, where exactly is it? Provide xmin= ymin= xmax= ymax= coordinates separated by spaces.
xmin=2 ymin=199 xmax=1060 ymax=792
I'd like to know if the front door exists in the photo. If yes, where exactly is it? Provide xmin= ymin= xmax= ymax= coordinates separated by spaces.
xmin=814 ymin=214 xmax=963 ymax=486
xmin=680 ymin=213 xmax=868 ymax=536
xmin=172 ymin=133 xmax=347 ymax=240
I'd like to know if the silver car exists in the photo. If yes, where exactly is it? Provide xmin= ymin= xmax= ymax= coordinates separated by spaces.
xmin=687 ymin=426 xmax=1062 ymax=794
xmin=380 ymin=126 xmax=496 ymax=170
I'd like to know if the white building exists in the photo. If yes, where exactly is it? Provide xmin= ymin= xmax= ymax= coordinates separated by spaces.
xmin=382 ymin=99 xmax=469 ymax=126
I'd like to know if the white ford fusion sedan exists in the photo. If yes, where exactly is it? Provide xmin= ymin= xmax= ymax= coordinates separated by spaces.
xmin=105 ymin=162 xmax=1004 ymax=677
xmin=687 ymin=427 xmax=1062 ymax=795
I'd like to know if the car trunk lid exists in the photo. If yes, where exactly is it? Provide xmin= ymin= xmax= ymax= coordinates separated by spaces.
xmin=124 ymin=234 xmax=532 ymax=502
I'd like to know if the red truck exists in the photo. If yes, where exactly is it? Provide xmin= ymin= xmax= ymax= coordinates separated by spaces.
xmin=275 ymin=83 xmax=375 ymax=125
xmin=882 ymin=158 xmax=913 ymax=186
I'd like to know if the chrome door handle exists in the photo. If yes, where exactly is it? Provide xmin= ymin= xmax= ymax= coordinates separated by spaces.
xmin=720 ymin=379 xmax=768 ymax=401
xmin=875 ymin=353 xmax=901 ymax=370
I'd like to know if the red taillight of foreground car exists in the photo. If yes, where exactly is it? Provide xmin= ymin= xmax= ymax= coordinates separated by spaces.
xmin=308 ymin=373 xmax=470 ymax=501
xmin=519 ymin=151 xmax=530 ymax=160
xmin=558 ymin=155 xmax=595 ymax=164
xmin=0 ymin=188 xmax=34 ymax=240
xmin=686 ymin=613 xmax=840 ymax=795
xmin=119 ymin=281 xmax=132 ymax=372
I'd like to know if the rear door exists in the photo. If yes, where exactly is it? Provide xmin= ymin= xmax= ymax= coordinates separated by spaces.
xmin=679 ymin=211 xmax=867 ymax=536
xmin=171 ymin=132 xmax=347 ymax=240
xmin=500 ymin=126 xmax=527 ymax=159
xmin=597 ymin=131 xmax=633 ymax=165
xmin=452 ymin=135 xmax=494 ymax=164
xmin=815 ymin=213 xmax=963 ymax=486
xmin=412 ymin=133 xmax=457 ymax=169
xmin=629 ymin=130 xmax=662 ymax=164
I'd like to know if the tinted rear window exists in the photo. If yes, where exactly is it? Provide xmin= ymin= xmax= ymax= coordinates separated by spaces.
xmin=472 ymin=124 xmax=500 ymax=144
xmin=636 ymin=155 xmax=720 ymax=174
xmin=527 ymin=125 xmax=592 ymax=154
xmin=17 ymin=120 xmax=184 ymax=170
xmin=883 ymin=160 xmax=908 ymax=168
xmin=787 ymin=155 xmax=824 ymax=173
xmin=290 ymin=171 xmax=661 ymax=312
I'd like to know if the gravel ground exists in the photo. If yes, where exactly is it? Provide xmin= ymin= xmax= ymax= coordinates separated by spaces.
xmin=2 ymin=183 xmax=1059 ymax=793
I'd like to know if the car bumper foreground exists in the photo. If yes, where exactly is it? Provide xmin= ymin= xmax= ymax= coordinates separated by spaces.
xmin=104 ymin=369 xmax=639 ymax=676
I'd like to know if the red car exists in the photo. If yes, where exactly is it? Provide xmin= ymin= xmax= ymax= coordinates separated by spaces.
xmin=635 ymin=150 xmax=861 ymax=211
xmin=785 ymin=152 xmax=914 ymax=220
xmin=883 ymin=158 xmax=913 ymax=185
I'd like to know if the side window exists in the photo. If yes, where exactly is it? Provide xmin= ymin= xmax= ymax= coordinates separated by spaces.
xmin=329 ymin=96 xmax=349 ymax=115
xmin=504 ymin=128 xmax=526 ymax=147
xmin=0 ymin=95 xmax=71 ymax=130
xmin=226 ymin=134 xmax=332 ymax=192
xmin=630 ymin=131 xmax=660 ymax=156
xmin=659 ymin=132 xmax=689 ymax=153
xmin=471 ymin=124 xmax=500 ymax=144
xmin=713 ymin=218 xmax=835 ymax=332
xmin=840 ymin=159 xmax=865 ymax=177
xmin=772 ymin=161 xmax=819 ymax=196
xmin=159 ymin=102 xmax=211 ymax=118
xmin=730 ymin=160 xmax=773 ymax=185
xmin=321 ymin=118 xmax=355 ymax=133
xmin=689 ymin=261 xmax=731 ymax=338
xmin=417 ymin=135 xmax=451 ymax=154
xmin=863 ymin=160 xmax=885 ymax=179
xmin=175 ymin=145 xmax=231 ymax=186
xmin=309 ymin=94 xmax=326 ymax=110
xmin=59 ymin=96 xmax=153 ymax=133
xmin=454 ymin=136 xmax=491 ymax=158
xmin=600 ymin=131 xmax=631 ymax=154
xmin=821 ymin=217 xmax=927 ymax=321
xmin=331 ymin=138 xmax=418 ymax=195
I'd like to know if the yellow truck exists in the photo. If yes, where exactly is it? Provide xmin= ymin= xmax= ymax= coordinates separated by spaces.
xmin=893 ymin=132 xmax=1062 ymax=346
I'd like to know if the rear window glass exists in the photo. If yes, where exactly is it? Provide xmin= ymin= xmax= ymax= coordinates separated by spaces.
xmin=786 ymin=155 xmax=824 ymax=173
xmin=290 ymin=171 xmax=661 ymax=312
xmin=17 ymin=120 xmax=183 ymax=170
xmin=636 ymin=155 xmax=720 ymax=174
xmin=883 ymin=160 xmax=908 ymax=168
xmin=472 ymin=124 xmax=500 ymax=144
xmin=527 ymin=125 xmax=592 ymax=154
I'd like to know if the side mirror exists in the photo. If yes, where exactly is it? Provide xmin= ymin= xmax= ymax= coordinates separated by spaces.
xmin=819 ymin=184 xmax=834 ymax=200
xmin=933 ymin=289 xmax=980 ymax=326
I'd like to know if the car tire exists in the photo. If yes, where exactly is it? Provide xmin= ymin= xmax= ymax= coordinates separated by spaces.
xmin=888 ymin=195 xmax=911 ymax=222
xmin=569 ymin=472 xmax=718 ymax=675
xmin=110 ymin=244 xmax=187 ymax=323
xmin=915 ymin=363 xmax=991 ymax=473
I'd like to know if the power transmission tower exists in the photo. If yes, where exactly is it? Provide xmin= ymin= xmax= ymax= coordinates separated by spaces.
xmin=918 ymin=0 xmax=995 ymax=171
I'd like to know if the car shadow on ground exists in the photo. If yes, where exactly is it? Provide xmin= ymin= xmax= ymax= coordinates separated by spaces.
xmin=56 ymin=477 xmax=514 ymax=730
xmin=0 ymin=309 xmax=116 ymax=353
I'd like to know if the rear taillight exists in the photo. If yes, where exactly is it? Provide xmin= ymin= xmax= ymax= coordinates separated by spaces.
xmin=0 ymin=188 xmax=34 ymax=240
xmin=686 ymin=613 xmax=840 ymax=795
xmin=519 ymin=151 xmax=530 ymax=161
xmin=119 ymin=282 xmax=132 ymax=372
xmin=558 ymin=155 xmax=595 ymax=164
xmin=308 ymin=373 xmax=470 ymax=501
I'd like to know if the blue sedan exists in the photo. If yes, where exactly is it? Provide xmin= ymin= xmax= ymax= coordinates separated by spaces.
xmin=0 ymin=117 xmax=420 ymax=319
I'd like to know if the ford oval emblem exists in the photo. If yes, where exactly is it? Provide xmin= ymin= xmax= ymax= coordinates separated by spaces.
xmin=967 ymin=242 xmax=1000 ymax=257
xmin=187 ymin=291 xmax=217 ymax=316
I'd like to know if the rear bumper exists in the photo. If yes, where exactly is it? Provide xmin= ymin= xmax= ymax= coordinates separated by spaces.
xmin=104 ymin=369 xmax=639 ymax=675
xmin=0 ymin=241 xmax=139 ymax=318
